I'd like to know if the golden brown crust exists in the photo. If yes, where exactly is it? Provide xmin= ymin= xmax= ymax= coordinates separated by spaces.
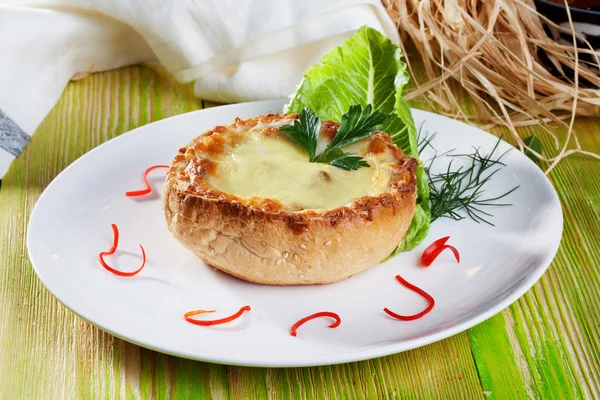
xmin=163 ymin=113 xmax=418 ymax=285
xmin=320 ymin=120 xmax=340 ymax=141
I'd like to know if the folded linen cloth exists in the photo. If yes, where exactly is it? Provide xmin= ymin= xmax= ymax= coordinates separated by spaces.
xmin=0 ymin=0 xmax=399 ymax=178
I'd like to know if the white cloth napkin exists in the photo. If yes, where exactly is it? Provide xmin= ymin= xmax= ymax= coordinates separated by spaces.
xmin=0 ymin=0 xmax=399 ymax=178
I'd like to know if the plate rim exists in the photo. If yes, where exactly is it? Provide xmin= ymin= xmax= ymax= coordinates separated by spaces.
xmin=26 ymin=100 xmax=564 ymax=367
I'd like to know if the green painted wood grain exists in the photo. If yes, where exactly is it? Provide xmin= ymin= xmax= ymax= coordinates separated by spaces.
xmin=0 ymin=64 xmax=599 ymax=399
xmin=468 ymin=314 xmax=532 ymax=399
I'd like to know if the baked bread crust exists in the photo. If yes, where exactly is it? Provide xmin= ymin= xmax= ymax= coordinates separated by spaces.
xmin=163 ymin=113 xmax=418 ymax=285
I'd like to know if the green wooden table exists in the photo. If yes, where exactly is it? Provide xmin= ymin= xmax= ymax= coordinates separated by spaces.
xmin=1 ymin=65 xmax=598 ymax=399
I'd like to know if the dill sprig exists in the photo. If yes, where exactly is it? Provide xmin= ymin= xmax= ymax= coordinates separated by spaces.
xmin=422 ymin=133 xmax=519 ymax=225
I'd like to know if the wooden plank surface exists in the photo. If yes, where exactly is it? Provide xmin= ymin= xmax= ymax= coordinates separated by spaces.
xmin=0 ymin=65 xmax=598 ymax=399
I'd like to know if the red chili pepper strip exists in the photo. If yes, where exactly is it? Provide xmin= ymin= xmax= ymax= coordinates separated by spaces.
xmin=98 ymin=223 xmax=147 ymax=277
xmin=420 ymin=236 xmax=460 ymax=266
xmin=184 ymin=310 xmax=216 ymax=317
xmin=125 ymin=165 xmax=169 ymax=197
xmin=421 ymin=244 xmax=460 ymax=267
xmin=421 ymin=236 xmax=449 ymax=261
xmin=290 ymin=312 xmax=341 ymax=337
xmin=184 ymin=305 xmax=251 ymax=326
xmin=383 ymin=275 xmax=435 ymax=321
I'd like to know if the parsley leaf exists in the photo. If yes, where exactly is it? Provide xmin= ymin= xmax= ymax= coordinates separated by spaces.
xmin=330 ymin=104 xmax=389 ymax=148
xmin=280 ymin=104 xmax=388 ymax=170
xmin=313 ymin=148 xmax=368 ymax=171
xmin=330 ymin=154 xmax=370 ymax=170
xmin=313 ymin=147 xmax=344 ymax=163
xmin=279 ymin=107 xmax=321 ymax=161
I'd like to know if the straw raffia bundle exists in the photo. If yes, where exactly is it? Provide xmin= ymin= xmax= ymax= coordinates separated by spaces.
xmin=383 ymin=0 xmax=600 ymax=172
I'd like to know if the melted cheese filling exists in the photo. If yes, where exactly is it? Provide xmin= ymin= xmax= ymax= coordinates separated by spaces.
xmin=206 ymin=126 xmax=393 ymax=211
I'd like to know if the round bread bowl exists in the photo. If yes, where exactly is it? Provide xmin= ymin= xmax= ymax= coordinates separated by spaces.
xmin=163 ymin=113 xmax=417 ymax=285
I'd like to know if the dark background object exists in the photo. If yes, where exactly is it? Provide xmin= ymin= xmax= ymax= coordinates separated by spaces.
xmin=534 ymin=0 xmax=600 ymax=83
xmin=544 ymin=0 xmax=600 ymax=12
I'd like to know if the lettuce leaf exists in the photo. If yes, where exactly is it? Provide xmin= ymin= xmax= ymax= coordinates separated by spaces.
xmin=285 ymin=26 xmax=430 ymax=253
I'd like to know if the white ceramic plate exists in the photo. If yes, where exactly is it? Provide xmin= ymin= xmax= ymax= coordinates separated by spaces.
xmin=27 ymin=100 xmax=562 ymax=367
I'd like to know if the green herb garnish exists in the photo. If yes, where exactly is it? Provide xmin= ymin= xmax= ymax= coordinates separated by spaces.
xmin=423 ymin=135 xmax=519 ymax=225
xmin=280 ymin=104 xmax=389 ymax=171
